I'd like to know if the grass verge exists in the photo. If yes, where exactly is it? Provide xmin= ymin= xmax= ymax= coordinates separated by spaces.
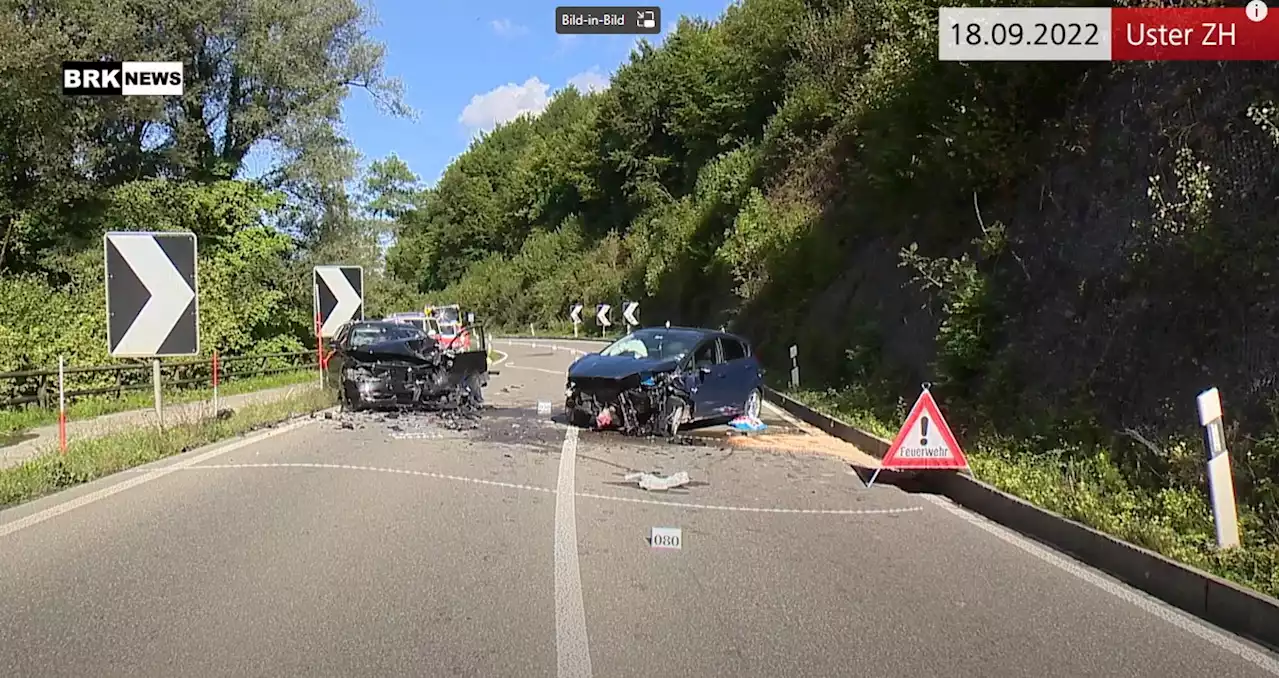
xmin=0 ymin=385 xmax=335 ymax=509
xmin=785 ymin=387 xmax=1280 ymax=599
xmin=0 ymin=369 xmax=318 ymax=435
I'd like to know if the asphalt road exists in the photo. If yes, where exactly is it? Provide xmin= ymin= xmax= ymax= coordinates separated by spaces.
xmin=0 ymin=338 xmax=1274 ymax=677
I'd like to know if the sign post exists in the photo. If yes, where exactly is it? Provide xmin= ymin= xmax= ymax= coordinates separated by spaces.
xmin=104 ymin=231 xmax=199 ymax=430
xmin=868 ymin=384 xmax=969 ymax=488
xmin=1197 ymin=387 xmax=1240 ymax=549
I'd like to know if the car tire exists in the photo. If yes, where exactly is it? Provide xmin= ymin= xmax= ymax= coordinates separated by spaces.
xmin=661 ymin=396 xmax=686 ymax=438
xmin=744 ymin=388 xmax=762 ymax=419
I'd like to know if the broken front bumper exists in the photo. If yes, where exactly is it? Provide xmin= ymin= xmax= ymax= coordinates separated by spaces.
xmin=565 ymin=374 xmax=688 ymax=434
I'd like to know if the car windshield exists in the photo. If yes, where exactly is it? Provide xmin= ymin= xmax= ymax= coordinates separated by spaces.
xmin=599 ymin=330 xmax=703 ymax=361
xmin=349 ymin=324 xmax=423 ymax=348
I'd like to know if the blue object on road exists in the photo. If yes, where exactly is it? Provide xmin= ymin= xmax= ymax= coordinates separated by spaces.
xmin=728 ymin=415 xmax=767 ymax=432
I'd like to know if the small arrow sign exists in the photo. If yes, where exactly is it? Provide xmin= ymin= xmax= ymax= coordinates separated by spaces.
xmin=597 ymin=303 xmax=612 ymax=327
xmin=570 ymin=303 xmax=583 ymax=324
xmin=104 ymin=232 xmax=199 ymax=357
xmin=881 ymin=388 xmax=968 ymax=470
xmin=623 ymin=301 xmax=640 ymax=326
xmin=314 ymin=266 xmax=364 ymax=337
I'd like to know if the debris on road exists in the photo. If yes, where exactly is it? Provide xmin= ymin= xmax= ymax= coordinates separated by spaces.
xmin=624 ymin=470 xmax=691 ymax=491
xmin=329 ymin=407 xmax=482 ymax=438
xmin=728 ymin=415 xmax=767 ymax=433
xmin=537 ymin=401 xmax=552 ymax=415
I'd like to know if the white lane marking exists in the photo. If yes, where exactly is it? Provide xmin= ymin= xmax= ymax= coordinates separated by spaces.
xmin=145 ymin=463 xmax=922 ymax=516
xmin=506 ymin=363 xmax=566 ymax=376
xmin=921 ymin=495 xmax=1278 ymax=671
xmin=0 ymin=416 xmax=321 ymax=539
xmin=182 ymin=463 xmax=555 ymax=494
xmin=554 ymin=426 xmax=593 ymax=678
xmin=490 ymin=349 xmax=509 ymax=366
xmin=577 ymin=492 xmax=923 ymax=516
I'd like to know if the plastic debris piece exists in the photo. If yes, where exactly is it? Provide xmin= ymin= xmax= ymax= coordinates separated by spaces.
xmin=728 ymin=415 xmax=767 ymax=433
xmin=624 ymin=470 xmax=691 ymax=491
xmin=595 ymin=408 xmax=615 ymax=429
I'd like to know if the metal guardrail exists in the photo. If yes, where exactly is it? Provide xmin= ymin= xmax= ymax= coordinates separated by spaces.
xmin=0 ymin=350 xmax=317 ymax=410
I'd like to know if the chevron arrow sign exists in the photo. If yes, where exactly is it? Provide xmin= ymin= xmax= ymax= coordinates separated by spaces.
xmin=313 ymin=266 xmax=364 ymax=338
xmin=104 ymin=232 xmax=199 ymax=358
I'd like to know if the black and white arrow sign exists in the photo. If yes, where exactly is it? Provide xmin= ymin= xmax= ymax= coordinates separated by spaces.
xmin=313 ymin=266 xmax=364 ymax=337
xmin=623 ymin=301 xmax=640 ymax=326
xmin=570 ymin=303 xmax=584 ymax=324
xmin=597 ymin=303 xmax=612 ymax=327
xmin=104 ymin=232 xmax=199 ymax=358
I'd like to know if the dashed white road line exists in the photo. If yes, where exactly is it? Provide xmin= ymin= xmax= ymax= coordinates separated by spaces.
xmin=506 ymin=363 xmax=566 ymax=376
xmin=0 ymin=416 xmax=321 ymax=539
xmin=151 ymin=462 xmax=918 ymax=517
xmin=554 ymin=426 xmax=593 ymax=678
xmin=920 ymin=495 xmax=1278 ymax=672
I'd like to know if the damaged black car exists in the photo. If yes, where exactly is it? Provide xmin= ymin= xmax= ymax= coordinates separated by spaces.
xmin=564 ymin=327 xmax=764 ymax=437
xmin=327 ymin=320 xmax=489 ymax=412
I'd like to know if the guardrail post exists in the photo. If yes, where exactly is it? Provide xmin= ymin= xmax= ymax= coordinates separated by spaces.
xmin=1197 ymin=387 xmax=1240 ymax=549
xmin=37 ymin=374 xmax=48 ymax=409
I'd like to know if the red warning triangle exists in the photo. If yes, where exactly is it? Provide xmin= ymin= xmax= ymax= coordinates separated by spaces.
xmin=881 ymin=389 xmax=968 ymax=470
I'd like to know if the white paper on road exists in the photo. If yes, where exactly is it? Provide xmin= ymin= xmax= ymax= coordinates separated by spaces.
xmin=625 ymin=471 xmax=691 ymax=491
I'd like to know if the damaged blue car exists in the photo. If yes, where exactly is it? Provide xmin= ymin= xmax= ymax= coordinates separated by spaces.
xmin=564 ymin=327 xmax=763 ymax=437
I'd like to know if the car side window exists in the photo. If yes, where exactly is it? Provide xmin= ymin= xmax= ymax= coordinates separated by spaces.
xmin=692 ymin=341 xmax=717 ymax=368
xmin=720 ymin=338 xmax=745 ymax=362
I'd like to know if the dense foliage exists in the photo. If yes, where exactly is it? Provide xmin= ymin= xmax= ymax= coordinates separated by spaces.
xmin=383 ymin=0 xmax=1279 ymax=591
xmin=0 ymin=0 xmax=416 ymax=391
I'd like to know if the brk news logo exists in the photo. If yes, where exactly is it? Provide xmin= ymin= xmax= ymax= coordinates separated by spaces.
xmin=62 ymin=61 xmax=184 ymax=96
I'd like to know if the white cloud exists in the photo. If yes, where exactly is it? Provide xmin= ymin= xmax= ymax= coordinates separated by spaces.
xmin=567 ymin=67 xmax=609 ymax=94
xmin=458 ymin=77 xmax=552 ymax=133
xmin=490 ymin=18 xmax=528 ymax=37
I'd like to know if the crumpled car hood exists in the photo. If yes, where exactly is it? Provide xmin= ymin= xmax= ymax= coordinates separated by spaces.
xmin=348 ymin=337 xmax=441 ymax=364
xmin=568 ymin=354 xmax=680 ymax=379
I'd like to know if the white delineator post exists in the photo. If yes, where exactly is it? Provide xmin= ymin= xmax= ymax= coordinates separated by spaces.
xmin=789 ymin=345 xmax=800 ymax=389
xmin=58 ymin=355 xmax=67 ymax=454
xmin=1196 ymin=387 xmax=1240 ymax=549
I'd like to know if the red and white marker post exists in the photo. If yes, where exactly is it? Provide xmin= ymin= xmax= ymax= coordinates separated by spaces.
xmin=212 ymin=350 xmax=220 ymax=415
xmin=57 ymin=355 xmax=67 ymax=454
xmin=868 ymin=384 xmax=969 ymax=488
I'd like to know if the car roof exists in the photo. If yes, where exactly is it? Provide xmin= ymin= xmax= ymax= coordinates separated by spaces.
xmin=629 ymin=326 xmax=751 ymax=345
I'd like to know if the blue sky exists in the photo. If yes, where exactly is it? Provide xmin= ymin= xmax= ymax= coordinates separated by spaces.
xmin=321 ymin=0 xmax=734 ymax=188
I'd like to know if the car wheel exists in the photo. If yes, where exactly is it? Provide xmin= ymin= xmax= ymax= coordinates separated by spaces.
xmin=661 ymin=396 xmax=686 ymax=438
xmin=744 ymin=388 xmax=762 ymax=419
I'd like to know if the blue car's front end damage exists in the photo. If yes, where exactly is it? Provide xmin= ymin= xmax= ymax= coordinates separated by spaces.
xmin=564 ymin=355 xmax=691 ymax=436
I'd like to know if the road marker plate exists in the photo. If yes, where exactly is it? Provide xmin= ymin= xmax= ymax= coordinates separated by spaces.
xmin=650 ymin=526 xmax=682 ymax=549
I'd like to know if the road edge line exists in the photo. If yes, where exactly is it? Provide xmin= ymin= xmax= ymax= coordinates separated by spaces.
xmin=0 ymin=412 xmax=325 ymax=539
